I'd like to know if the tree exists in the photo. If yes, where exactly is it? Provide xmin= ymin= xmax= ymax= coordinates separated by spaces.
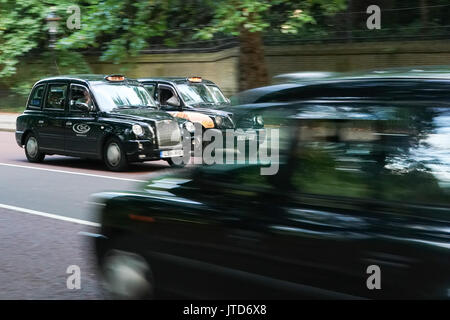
xmin=58 ymin=0 xmax=346 ymax=90
xmin=0 ymin=0 xmax=346 ymax=95
xmin=194 ymin=0 xmax=346 ymax=90
xmin=0 ymin=0 xmax=91 ymax=95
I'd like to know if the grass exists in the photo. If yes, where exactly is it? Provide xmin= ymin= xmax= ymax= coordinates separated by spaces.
xmin=0 ymin=95 xmax=27 ymax=113
xmin=0 ymin=106 xmax=25 ymax=113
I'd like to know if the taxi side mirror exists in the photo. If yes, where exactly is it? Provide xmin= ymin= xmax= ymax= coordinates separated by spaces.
xmin=166 ymin=96 xmax=181 ymax=108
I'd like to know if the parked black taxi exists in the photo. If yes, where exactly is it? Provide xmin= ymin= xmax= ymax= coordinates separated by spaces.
xmin=16 ymin=75 xmax=193 ymax=171
xmin=138 ymin=77 xmax=265 ymax=151
xmin=92 ymin=71 xmax=450 ymax=299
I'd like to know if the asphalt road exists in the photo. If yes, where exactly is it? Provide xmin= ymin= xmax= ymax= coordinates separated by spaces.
xmin=0 ymin=131 xmax=183 ymax=299
xmin=0 ymin=131 xmax=181 ymax=222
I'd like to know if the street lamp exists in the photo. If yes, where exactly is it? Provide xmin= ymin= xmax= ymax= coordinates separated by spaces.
xmin=45 ymin=7 xmax=61 ymax=49
xmin=45 ymin=7 xmax=61 ymax=75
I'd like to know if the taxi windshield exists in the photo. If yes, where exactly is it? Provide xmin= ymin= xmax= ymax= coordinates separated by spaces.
xmin=207 ymin=85 xmax=228 ymax=103
xmin=177 ymin=83 xmax=227 ymax=107
xmin=92 ymin=83 xmax=157 ymax=111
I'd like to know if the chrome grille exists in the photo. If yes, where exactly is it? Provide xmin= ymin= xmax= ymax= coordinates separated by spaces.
xmin=155 ymin=120 xmax=181 ymax=147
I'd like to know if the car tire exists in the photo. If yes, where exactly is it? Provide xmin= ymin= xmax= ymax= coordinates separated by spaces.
xmin=24 ymin=133 xmax=45 ymax=163
xmin=99 ymin=246 xmax=155 ymax=300
xmin=166 ymin=157 xmax=186 ymax=168
xmin=103 ymin=137 xmax=128 ymax=171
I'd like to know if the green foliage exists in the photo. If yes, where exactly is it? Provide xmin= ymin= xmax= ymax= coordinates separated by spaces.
xmin=0 ymin=0 xmax=91 ymax=95
xmin=0 ymin=0 xmax=346 ymax=98
xmin=194 ymin=0 xmax=347 ymax=39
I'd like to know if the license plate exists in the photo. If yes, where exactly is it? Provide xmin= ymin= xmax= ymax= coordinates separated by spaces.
xmin=237 ymin=133 xmax=256 ymax=141
xmin=160 ymin=149 xmax=183 ymax=158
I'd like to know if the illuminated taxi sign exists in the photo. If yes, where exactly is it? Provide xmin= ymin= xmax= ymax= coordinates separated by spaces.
xmin=188 ymin=77 xmax=202 ymax=83
xmin=105 ymin=75 xmax=126 ymax=82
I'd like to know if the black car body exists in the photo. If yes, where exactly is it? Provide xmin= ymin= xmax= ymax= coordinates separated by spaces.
xmin=232 ymin=66 xmax=450 ymax=106
xmin=16 ymin=75 xmax=190 ymax=171
xmin=138 ymin=77 xmax=265 ymax=150
xmin=93 ymin=71 xmax=450 ymax=299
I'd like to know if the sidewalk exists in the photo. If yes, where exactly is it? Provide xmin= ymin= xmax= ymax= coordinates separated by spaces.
xmin=0 ymin=113 xmax=19 ymax=132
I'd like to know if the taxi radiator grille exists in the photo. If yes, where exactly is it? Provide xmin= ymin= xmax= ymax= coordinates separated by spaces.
xmin=155 ymin=120 xmax=181 ymax=147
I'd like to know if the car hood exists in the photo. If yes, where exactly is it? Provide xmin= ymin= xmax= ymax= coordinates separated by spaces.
xmin=184 ymin=105 xmax=232 ymax=117
xmin=105 ymin=108 xmax=174 ymax=123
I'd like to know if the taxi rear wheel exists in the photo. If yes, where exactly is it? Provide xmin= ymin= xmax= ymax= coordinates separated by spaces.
xmin=103 ymin=137 xmax=128 ymax=171
xmin=24 ymin=133 xmax=45 ymax=163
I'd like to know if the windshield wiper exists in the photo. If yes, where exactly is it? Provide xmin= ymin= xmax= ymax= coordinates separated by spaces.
xmin=112 ymin=106 xmax=136 ymax=110
xmin=113 ymin=105 xmax=156 ymax=110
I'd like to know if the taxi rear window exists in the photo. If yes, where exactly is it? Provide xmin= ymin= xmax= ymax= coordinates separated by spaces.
xmin=27 ymin=84 xmax=46 ymax=109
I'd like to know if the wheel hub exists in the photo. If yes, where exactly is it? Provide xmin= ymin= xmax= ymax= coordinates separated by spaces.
xmin=26 ymin=137 xmax=38 ymax=157
xmin=102 ymin=250 xmax=152 ymax=299
xmin=107 ymin=143 xmax=121 ymax=167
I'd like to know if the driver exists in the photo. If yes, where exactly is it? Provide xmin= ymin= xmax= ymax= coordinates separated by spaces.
xmin=76 ymin=88 xmax=93 ymax=108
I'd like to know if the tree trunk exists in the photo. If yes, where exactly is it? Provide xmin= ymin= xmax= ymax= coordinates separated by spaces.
xmin=420 ymin=0 xmax=429 ymax=34
xmin=238 ymin=27 xmax=269 ymax=91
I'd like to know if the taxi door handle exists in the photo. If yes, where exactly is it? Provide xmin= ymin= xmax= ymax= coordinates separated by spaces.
xmin=66 ymin=121 xmax=72 ymax=126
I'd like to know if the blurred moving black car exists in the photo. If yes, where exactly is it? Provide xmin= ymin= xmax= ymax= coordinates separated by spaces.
xmin=231 ymin=66 xmax=450 ymax=106
xmin=92 ymin=71 xmax=450 ymax=299
xmin=271 ymin=71 xmax=338 ymax=84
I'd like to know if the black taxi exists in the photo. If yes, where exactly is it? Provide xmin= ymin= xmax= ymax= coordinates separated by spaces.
xmin=15 ymin=75 xmax=192 ymax=171
xmin=92 ymin=70 xmax=450 ymax=299
xmin=138 ymin=77 xmax=265 ymax=151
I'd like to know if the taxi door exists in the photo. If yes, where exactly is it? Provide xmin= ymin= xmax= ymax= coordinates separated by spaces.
xmin=64 ymin=83 xmax=99 ymax=156
xmin=38 ymin=82 xmax=67 ymax=152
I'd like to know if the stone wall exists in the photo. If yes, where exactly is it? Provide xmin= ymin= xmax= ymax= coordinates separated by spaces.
xmin=87 ymin=40 xmax=450 ymax=97
xmin=88 ymin=48 xmax=240 ymax=97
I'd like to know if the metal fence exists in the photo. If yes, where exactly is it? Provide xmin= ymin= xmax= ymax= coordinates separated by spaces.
xmin=128 ymin=3 xmax=450 ymax=53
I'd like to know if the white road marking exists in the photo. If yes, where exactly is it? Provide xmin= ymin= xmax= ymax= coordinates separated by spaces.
xmin=0 ymin=203 xmax=100 ymax=227
xmin=0 ymin=162 xmax=147 ymax=183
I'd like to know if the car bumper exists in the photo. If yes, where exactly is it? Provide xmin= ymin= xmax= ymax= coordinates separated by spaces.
xmin=15 ymin=131 xmax=24 ymax=148
xmin=124 ymin=140 xmax=184 ymax=162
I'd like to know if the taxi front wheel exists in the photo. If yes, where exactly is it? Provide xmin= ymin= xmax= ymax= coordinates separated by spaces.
xmin=104 ymin=137 xmax=128 ymax=171
xmin=166 ymin=157 xmax=186 ymax=168
xmin=25 ymin=133 xmax=45 ymax=163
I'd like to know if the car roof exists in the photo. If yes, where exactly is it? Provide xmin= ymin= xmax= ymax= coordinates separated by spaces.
xmin=336 ymin=65 xmax=450 ymax=80
xmin=34 ymin=74 xmax=141 ymax=86
xmin=138 ymin=77 xmax=216 ymax=85
xmin=232 ymin=66 xmax=450 ymax=105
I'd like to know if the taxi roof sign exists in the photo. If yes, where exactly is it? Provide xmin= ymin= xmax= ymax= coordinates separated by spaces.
xmin=105 ymin=75 xmax=126 ymax=82
xmin=188 ymin=76 xmax=202 ymax=83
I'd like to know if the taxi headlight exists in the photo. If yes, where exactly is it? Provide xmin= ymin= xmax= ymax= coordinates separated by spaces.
xmin=184 ymin=121 xmax=195 ymax=133
xmin=132 ymin=124 xmax=144 ymax=137
xmin=255 ymin=115 xmax=264 ymax=126
xmin=214 ymin=116 xmax=223 ymax=127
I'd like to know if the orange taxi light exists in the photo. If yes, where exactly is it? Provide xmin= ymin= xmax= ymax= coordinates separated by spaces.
xmin=105 ymin=75 xmax=126 ymax=82
xmin=188 ymin=76 xmax=202 ymax=83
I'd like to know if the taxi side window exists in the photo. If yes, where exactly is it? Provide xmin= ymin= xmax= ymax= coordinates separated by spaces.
xmin=28 ymin=85 xmax=46 ymax=109
xmin=45 ymin=84 xmax=67 ymax=110
xmin=158 ymin=85 xmax=177 ymax=106
xmin=290 ymin=120 xmax=377 ymax=200
xmin=143 ymin=84 xmax=156 ymax=98
xmin=69 ymin=85 xmax=93 ymax=112
xmin=289 ymin=105 xmax=450 ymax=206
